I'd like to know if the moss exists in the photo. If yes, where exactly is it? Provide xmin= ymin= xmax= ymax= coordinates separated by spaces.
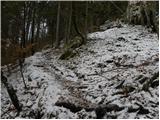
xmin=59 ymin=36 xmax=83 ymax=60
xmin=59 ymin=49 xmax=77 ymax=60
xmin=66 ymin=36 xmax=83 ymax=49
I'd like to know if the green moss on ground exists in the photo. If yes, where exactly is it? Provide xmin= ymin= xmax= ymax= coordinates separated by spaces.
xmin=59 ymin=36 xmax=83 ymax=60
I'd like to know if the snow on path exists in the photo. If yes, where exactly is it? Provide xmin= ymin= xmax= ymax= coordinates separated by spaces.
xmin=1 ymin=24 xmax=159 ymax=119
xmin=1 ymin=52 xmax=77 ymax=118
xmin=51 ymin=24 xmax=159 ymax=119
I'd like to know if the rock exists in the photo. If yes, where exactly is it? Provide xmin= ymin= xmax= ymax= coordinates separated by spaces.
xmin=142 ymin=72 xmax=159 ymax=90
xmin=23 ymin=109 xmax=44 ymax=118
xmin=139 ymin=77 xmax=148 ymax=84
xmin=117 ymin=23 xmax=122 ymax=28
xmin=76 ymin=109 xmax=96 ymax=119
xmin=133 ymin=38 xmax=139 ymax=41
xmin=33 ymin=64 xmax=44 ymax=67
xmin=128 ymin=106 xmax=139 ymax=113
xmin=151 ymin=80 xmax=159 ymax=88
xmin=142 ymin=80 xmax=150 ymax=91
xmin=88 ymin=50 xmax=96 ymax=54
xmin=135 ymin=75 xmax=144 ymax=80
xmin=116 ymin=44 xmax=122 ymax=47
xmin=137 ymin=106 xmax=150 ymax=114
xmin=68 ymin=65 xmax=76 ymax=70
xmin=98 ymin=85 xmax=102 ymax=89
xmin=125 ymin=85 xmax=135 ymax=93
xmin=150 ymin=72 xmax=159 ymax=82
xmin=98 ymin=97 xmax=105 ymax=105
xmin=78 ymin=74 xmax=85 ymax=79
xmin=114 ymin=85 xmax=136 ymax=96
xmin=26 ymin=100 xmax=33 ymax=107
xmin=112 ymin=91 xmax=124 ymax=96
xmin=105 ymin=59 xmax=113 ymax=63
xmin=95 ymin=106 xmax=106 ymax=119
xmin=117 ymin=37 xmax=126 ymax=41
xmin=28 ymin=75 xmax=32 ymax=82
xmin=97 ymin=63 xmax=106 ymax=68
xmin=95 ymin=104 xmax=124 ymax=119
xmin=108 ymin=49 xmax=113 ymax=51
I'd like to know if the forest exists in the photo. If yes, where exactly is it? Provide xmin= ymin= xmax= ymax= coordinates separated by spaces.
xmin=1 ymin=1 xmax=159 ymax=119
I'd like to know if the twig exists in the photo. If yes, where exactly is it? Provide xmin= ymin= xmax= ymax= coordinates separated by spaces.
xmin=19 ymin=59 xmax=27 ymax=89
xmin=87 ymin=67 xmax=128 ymax=77
xmin=110 ymin=1 xmax=124 ymax=14
xmin=1 ymin=109 xmax=14 ymax=118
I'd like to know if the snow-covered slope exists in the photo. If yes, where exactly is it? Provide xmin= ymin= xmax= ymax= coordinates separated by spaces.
xmin=1 ymin=24 xmax=159 ymax=119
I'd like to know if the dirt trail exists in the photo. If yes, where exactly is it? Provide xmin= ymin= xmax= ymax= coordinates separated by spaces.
xmin=1 ymin=24 xmax=159 ymax=119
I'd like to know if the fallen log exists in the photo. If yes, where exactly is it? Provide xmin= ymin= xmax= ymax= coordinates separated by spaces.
xmin=95 ymin=104 xmax=125 ymax=118
xmin=55 ymin=96 xmax=125 ymax=118
xmin=55 ymin=101 xmax=83 ymax=113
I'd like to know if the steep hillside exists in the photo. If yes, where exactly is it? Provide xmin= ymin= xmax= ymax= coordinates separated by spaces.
xmin=1 ymin=24 xmax=159 ymax=119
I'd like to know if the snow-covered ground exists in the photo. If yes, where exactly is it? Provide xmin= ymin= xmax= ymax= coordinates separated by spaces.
xmin=1 ymin=24 xmax=159 ymax=119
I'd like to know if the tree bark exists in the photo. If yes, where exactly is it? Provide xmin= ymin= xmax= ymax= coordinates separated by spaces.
xmin=55 ymin=2 xmax=61 ymax=48
xmin=1 ymin=72 xmax=22 ymax=112
xmin=25 ymin=2 xmax=32 ymax=42
xmin=19 ymin=59 xmax=27 ymax=89
xmin=36 ymin=18 xmax=41 ymax=48
xmin=66 ymin=2 xmax=72 ymax=44
xmin=31 ymin=2 xmax=36 ymax=55
xmin=84 ymin=1 xmax=88 ymax=43
xmin=22 ymin=2 xmax=26 ymax=48
xmin=72 ymin=3 xmax=84 ymax=42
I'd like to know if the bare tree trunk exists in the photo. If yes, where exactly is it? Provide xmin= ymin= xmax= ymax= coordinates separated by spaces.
xmin=36 ymin=18 xmax=40 ymax=50
xmin=19 ymin=59 xmax=27 ymax=89
xmin=1 ymin=72 xmax=22 ymax=112
xmin=31 ymin=2 xmax=36 ymax=55
xmin=20 ymin=1 xmax=26 ymax=62
xmin=51 ymin=20 xmax=54 ymax=48
xmin=25 ymin=2 xmax=32 ymax=42
xmin=22 ymin=2 xmax=26 ymax=48
xmin=66 ymin=2 xmax=72 ymax=44
xmin=64 ymin=15 xmax=68 ymax=44
xmin=72 ymin=3 xmax=84 ymax=42
xmin=84 ymin=1 xmax=88 ymax=43
xmin=55 ymin=2 xmax=61 ymax=48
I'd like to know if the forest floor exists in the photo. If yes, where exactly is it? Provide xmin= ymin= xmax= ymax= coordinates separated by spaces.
xmin=1 ymin=23 xmax=159 ymax=119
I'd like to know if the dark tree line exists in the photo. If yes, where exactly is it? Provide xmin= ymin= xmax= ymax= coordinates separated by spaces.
xmin=2 ymin=1 xmax=158 ymax=65
xmin=2 ymin=1 xmax=128 ymax=62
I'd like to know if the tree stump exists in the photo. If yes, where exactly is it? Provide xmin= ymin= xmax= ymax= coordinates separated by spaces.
xmin=1 ymin=72 xmax=22 ymax=112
